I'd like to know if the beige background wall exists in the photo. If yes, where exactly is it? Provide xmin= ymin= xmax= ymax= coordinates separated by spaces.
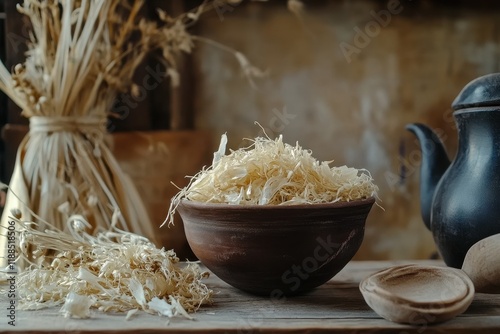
xmin=190 ymin=0 xmax=500 ymax=260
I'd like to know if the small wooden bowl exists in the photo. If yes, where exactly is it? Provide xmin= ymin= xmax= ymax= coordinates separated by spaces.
xmin=360 ymin=264 xmax=474 ymax=324
xmin=177 ymin=198 xmax=375 ymax=296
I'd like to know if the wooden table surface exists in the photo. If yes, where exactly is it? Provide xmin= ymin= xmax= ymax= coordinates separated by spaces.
xmin=2 ymin=260 xmax=500 ymax=333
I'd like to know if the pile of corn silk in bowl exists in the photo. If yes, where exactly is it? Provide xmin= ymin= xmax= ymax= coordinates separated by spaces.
xmin=165 ymin=134 xmax=378 ymax=226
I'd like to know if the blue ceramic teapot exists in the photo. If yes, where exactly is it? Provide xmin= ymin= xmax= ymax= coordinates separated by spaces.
xmin=407 ymin=73 xmax=500 ymax=268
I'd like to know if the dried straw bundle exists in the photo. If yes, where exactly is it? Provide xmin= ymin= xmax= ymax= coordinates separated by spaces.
xmin=0 ymin=0 xmax=228 ymax=268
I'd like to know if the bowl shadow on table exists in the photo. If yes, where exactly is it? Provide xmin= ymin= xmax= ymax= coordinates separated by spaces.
xmin=288 ymin=280 xmax=373 ymax=312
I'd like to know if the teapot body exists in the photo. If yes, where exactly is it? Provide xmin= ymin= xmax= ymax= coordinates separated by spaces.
xmin=430 ymin=108 xmax=500 ymax=268
xmin=408 ymin=73 xmax=500 ymax=268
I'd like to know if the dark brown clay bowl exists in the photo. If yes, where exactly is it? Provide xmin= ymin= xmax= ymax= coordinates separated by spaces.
xmin=177 ymin=197 xmax=375 ymax=296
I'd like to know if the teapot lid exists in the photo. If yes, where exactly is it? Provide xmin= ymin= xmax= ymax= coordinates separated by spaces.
xmin=452 ymin=73 xmax=500 ymax=110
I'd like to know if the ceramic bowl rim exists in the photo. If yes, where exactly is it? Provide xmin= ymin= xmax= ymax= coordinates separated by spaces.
xmin=178 ymin=197 xmax=376 ymax=211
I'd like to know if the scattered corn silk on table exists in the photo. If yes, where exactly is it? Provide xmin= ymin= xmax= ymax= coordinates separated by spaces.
xmin=165 ymin=133 xmax=378 ymax=225
xmin=8 ymin=211 xmax=212 ymax=320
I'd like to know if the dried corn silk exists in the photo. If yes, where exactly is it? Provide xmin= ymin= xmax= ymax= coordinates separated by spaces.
xmin=165 ymin=134 xmax=378 ymax=225
xmin=16 ymin=215 xmax=212 ymax=319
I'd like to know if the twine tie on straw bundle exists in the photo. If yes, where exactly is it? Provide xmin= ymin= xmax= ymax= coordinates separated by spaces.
xmin=29 ymin=116 xmax=106 ymax=134
xmin=29 ymin=116 xmax=107 ymax=156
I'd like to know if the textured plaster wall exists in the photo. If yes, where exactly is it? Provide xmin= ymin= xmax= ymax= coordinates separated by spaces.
xmin=191 ymin=0 xmax=500 ymax=260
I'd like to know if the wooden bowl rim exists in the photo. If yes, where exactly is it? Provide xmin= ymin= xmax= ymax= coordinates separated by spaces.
xmin=178 ymin=197 xmax=376 ymax=211
xmin=360 ymin=264 xmax=475 ymax=313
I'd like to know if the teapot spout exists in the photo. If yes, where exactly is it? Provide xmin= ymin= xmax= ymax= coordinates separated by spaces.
xmin=406 ymin=123 xmax=451 ymax=230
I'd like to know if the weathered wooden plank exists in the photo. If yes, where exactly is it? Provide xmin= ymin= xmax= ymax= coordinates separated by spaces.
xmin=2 ymin=261 xmax=500 ymax=333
